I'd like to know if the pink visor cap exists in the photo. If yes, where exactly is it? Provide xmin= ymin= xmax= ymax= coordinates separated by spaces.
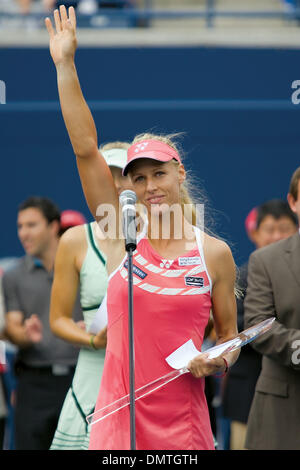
xmin=122 ymin=139 xmax=181 ymax=176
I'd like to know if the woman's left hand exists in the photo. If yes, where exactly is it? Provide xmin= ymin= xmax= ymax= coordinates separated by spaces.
xmin=187 ymin=353 xmax=226 ymax=378
xmin=93 ymin=326 xmax=107 ymax=349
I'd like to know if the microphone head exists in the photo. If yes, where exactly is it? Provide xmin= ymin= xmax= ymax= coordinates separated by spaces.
xmin=119 ymin=190 xmax=137 ymax=207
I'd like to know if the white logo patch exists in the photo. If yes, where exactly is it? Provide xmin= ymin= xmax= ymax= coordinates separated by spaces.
xmin=178 ymin=256 xmax=202 ymax=266
xmin=134 ymin=142 xmax=149 ymax=153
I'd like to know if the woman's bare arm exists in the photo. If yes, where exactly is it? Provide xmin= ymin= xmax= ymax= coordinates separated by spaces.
xmin=188 ymin=239 xmax=239 ymax=377
xmin=45 ymin=6 xmax=119 ymax=218
xmin=50 ymin=227 xmax=106 ymax=350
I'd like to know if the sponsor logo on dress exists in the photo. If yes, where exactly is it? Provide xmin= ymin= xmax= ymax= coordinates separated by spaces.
xmin=184 ymin=276 xmax=204 ymax=287
xmin=124 ymin=260 xmax=148 ymax=279
xmin=179 ymin=256 xmax=202 ymax=266
xmin=159 ymin=259 xmax=174 ymax=269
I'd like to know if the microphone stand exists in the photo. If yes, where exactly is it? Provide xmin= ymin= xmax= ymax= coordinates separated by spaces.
xmin=127 ymin=244 xmax=136 ymax=450
xmin=120 ymin=190 xmax=137 ymax=450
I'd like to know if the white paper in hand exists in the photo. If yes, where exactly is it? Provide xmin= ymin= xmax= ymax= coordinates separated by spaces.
xmin=166 ymin=317 xmax=275 ymax=370
xmin=88 ymin=295 xmax=108 ymax=334
xmin=165 ymin=337 xmax=244 ymax=369
xmin=165 ymin=339 xmax=200 ymax=370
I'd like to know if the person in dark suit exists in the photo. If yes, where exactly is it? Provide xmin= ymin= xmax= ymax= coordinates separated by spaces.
xmin=244 ymin=167 xmax=300 ymax=450
xmin=222 ymin=199 xmax=298 ymax=450
xmin=2 ymin=197 xmax=83 ymax=450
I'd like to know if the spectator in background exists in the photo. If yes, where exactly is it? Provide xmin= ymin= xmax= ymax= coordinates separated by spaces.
xmin=15 ymin=0 xmax=33 ymax=15
xmin=59 ymin=209 xmax=87 ymax=236
xmin=0 ymin=258 xmax=19 ymax=451
xmin=2 ymin=197 xmax=83 ymax=450
xmin=0 ymin=366 xmax=6 ymax=450
xmin=0 ymin=270 xmax=7 ymax=449
xmin=44 ymin=0 xmax=79 ymax=12
xmin=15 ymin=0 xmax=83 ymax=16
xmin=222 ymin=199 xmax=298 ymax=450
xmin=282 ymin=0 xmax=300 ymax=10
xmin=244 ymin=168 xmax=300 ymax=450
xmin=15 ymin=0 xmax=80 ymax=15
xmin=0 ymin=272 xmax=5 ymax=336
xmin=43 ymin=0 xmax=133 ymax=14
xmin=282 ymin=0 xmax=300 ymax=23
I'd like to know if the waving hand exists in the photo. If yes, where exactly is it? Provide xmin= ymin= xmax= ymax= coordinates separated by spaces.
xmin=45 ymin=5 xmax=77 ymax=66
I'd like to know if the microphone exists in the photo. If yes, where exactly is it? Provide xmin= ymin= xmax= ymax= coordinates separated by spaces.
xmin=119 ymin=190 xmax=137 ymax=252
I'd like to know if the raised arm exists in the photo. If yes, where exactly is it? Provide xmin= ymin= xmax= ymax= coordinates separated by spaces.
xmin=45 ymin=6 xmax=119 ymax=218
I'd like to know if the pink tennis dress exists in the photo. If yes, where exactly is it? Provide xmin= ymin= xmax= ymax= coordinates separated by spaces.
xmin=89 ymin=227 xmax=215 ymax=450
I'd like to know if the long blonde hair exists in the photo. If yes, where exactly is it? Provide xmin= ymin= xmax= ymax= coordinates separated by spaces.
xmin=132 ymin=132 xmax=242 ymax=299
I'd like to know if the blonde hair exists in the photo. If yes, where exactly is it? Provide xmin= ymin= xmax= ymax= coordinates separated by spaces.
xmin=100 ymin=141 xmax=130 ymax=152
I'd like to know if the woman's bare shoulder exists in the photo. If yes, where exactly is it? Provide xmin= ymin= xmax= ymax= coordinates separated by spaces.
xmin=203 ymin=232 xmax=232 ymax=257
xmin=58 ymin=224 xmax=88 ymax=252
xmin=203 ymin=232 xmax=235 ymax=283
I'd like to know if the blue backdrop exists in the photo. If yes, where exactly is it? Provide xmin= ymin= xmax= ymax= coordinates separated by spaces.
xmin=1 ymin=46 xmax=299 ymax=265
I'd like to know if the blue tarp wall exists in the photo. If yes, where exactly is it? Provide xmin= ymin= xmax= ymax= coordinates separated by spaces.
xmin=1 ymin=45 xmax=299 ymax=264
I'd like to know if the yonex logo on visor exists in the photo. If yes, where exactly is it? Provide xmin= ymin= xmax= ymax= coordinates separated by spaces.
xmin=134 ymin=142 xmax=149 ymax=153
